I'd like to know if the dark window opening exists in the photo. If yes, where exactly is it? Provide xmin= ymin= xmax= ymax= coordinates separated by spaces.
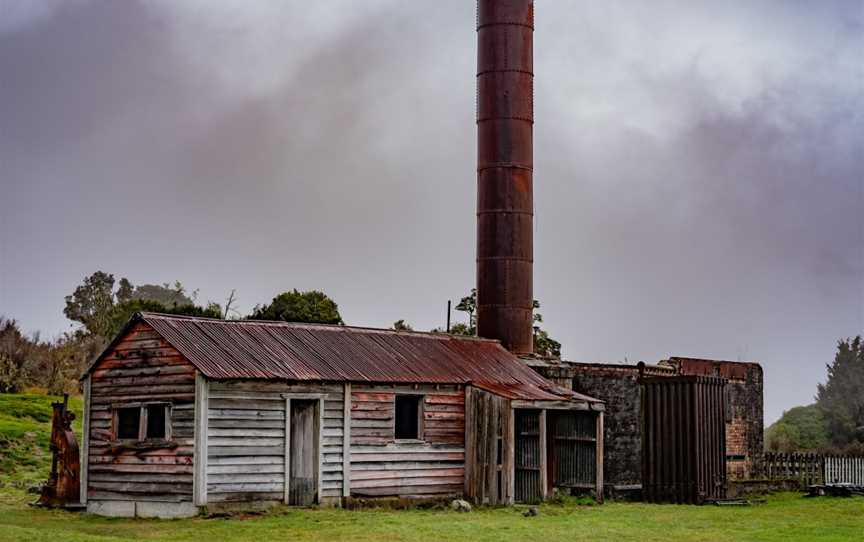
xmin=117 ymin=407 xmax=141 ymax=440
xmin=395 ymin=395 xmax=422 ymax=440
xmin=146 ymin=405 xmax=167 ymax=439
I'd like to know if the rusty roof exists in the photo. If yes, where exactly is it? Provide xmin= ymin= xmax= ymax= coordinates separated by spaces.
xmin=664 ymin=357 xmax=762 ymax=381
xmin=88 ymin=313 xmax=600 ymax=404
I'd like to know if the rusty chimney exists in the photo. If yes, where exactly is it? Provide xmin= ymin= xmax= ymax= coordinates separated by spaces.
xmin=476 ymin=0 xmax=534 ymax=353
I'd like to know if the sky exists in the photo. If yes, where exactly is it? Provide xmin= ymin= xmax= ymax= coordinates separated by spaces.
xmin=1 ymin=0 xmax=862 ymax=424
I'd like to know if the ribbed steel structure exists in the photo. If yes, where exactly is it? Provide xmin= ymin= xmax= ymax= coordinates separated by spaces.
xmin=641 ymin=375 xmax=728 ymax=504
xmin=476 ymin=0 xmax=534 ymax=353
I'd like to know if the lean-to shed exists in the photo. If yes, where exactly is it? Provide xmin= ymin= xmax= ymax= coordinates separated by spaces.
xmin=79 ymin=312 xmax=604 ymax=517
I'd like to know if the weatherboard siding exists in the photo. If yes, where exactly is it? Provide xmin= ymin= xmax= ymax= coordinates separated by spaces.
xmin=205 ymin=380 xmax=345 ymax=503
xmin=87 ymin=322 xmax=197 ymax=503
xmin=349 ymin=384 xmax=466 ymax=498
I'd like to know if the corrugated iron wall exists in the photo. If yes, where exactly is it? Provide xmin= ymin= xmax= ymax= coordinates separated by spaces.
xmin=641 ymin=376 xmax=727 ymax=504
xmin=515 ymin=410 xmax=542 ymax=503
xmin=549 ymin=411 xmax=596 ymax=490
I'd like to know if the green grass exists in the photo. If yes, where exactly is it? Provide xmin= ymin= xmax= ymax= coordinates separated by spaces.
xmin=1 ymin=393 xmax=862 ymax=541
xmin=0 ymin=491 xmax=861 ymax=542
xmin=0 ymin=394 xmax=83 ymax=488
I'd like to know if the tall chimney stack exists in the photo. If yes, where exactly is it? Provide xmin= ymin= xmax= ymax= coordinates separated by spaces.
xmin=476 ymin=0 xmax=534 ymax=353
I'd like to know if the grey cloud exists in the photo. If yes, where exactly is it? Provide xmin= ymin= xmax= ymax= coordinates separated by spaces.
xmin=0 ymin=1 xmax=861 ymax=424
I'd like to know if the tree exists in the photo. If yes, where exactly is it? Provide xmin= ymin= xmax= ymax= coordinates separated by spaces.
xmin=765 ymin=404 xmax=829 ymax=452
xmin=447 ymin=290 xmax=561 ymax=357
xmin=107 ymin=299 xmax=223 ymax=338
xmin=251 ymin=290 xmax=343 ymax=325
xmin=765 ymin=422 xmax=801 ymax=453
xmin=817 ymin=336 xmax=864 ymax=447
xmin=447 ymin=322 xmax=473 ymax=336
xmin=533 ymin=328 xmax=562 ymax=359
xmin=64 ymin=271 xmax=120 ymax=338
xmin=65 ymin=272 xmax=219 ymax=339
xmin=393 ymin=320 xmax=413 ymax=331
xmin=455 ymin=289 xmax=477 ymax=334
xmin=0 ymin=318 xmax=37 ymax=393
xmin=530 ymin=300 xmax=561 ymax=358
xmin=130 ymin=282 xmax=194 ymax=307
xmin=41 ymin=331 xmax=104 ymax=395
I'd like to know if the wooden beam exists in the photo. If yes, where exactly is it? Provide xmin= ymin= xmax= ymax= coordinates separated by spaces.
xmin=463 ymin=387 xmax=474 ymax=501
xmin=539 ymin=409 xmax=547 ymax=500
xmin=595 ymin=411 xmax=604 ymax=504
xmin=507 ymin=406 xmax=515 ymax=505
xmin=317 ymin=397 xmax=324 ymax=505
xmin=511 ymin=400 xmax=593 ymax=411
xmin=283 ymin=397 xmax=291 ymax=505
xmin=193 ymin=372 xmax=209 ymax=506
xmin=80 ymin=375 xmax=91 ymax=505
xmin=342 ymin=383 xmax=351 ymax=498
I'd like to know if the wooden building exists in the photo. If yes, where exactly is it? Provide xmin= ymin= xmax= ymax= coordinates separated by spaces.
xmin=80 ymin=313 xmax=604 ymax=517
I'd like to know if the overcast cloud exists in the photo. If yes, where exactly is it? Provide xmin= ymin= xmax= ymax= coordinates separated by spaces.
xmin=1 ymin=0 xmax=862 ymax=423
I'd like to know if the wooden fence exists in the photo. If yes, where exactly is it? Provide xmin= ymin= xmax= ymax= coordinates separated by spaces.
xmin=762 ymin=453 xmax=823 ymax=485
xmin=762 ymin=453 xmax=864 ymax=486
xmin=823 ymin=456 xmax=864 ymax=485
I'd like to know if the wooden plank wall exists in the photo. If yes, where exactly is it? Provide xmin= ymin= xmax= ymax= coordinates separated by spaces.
xmin=349 ymin=384 xmax=465 ymax=498
xmin=205 ymin=381 xmax=344 ymax=503
xmin=464 ymin=386 xmax=513 ymax=505
xmin=87 ymin=322 xmax=196 ymax=503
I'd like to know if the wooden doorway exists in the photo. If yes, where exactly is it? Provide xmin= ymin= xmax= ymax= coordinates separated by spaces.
xmin=514 ymin=409 xmax=542 ymax=503
xmin=285 ymin=398 xmax=321 ymax=506
xmin=548 ymin=410 xmax=596 ymax=492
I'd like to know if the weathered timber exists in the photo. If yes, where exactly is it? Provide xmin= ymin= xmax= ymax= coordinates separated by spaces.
xmin=347 ymin=384 xmax=467 ymax=499
xmin=464 ymin=387 xmax=513 ymax=505
xmin=87 ymin=322 xmax=196 ymax=505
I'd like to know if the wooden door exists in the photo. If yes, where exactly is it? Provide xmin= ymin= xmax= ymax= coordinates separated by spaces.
xmin=288 ymin=399 xmax=319 ymax=506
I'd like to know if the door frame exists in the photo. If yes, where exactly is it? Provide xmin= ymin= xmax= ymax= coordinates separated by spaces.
xmin=282 ymin=393 xmax=325 ymax=505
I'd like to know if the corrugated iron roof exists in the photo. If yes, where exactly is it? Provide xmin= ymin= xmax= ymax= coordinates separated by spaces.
xmin=89 ymin=313 xmax=600 ymax=404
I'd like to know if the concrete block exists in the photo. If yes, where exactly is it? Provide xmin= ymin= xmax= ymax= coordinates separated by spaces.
xmin=87 ymin=501 xmax=135 ymax=517
xmin=135 ymin=501 xmax=199 ymax=519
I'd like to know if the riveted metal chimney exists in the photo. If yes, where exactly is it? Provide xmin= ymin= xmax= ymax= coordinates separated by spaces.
xmin=476 ymin=0 xmax=534 ymax=353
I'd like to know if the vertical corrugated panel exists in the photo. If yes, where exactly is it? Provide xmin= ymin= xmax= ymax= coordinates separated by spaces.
xmin=515 ymin=410 xmax=541 ymax=503
xmin=641 ymin=376 xmax=727 ymax=504
xmin=550 ymin=411 xmax=596 ymax=488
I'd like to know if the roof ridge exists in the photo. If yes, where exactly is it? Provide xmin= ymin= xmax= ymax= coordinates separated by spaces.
xmin=137 ymin=312 xmax=501 ymax=343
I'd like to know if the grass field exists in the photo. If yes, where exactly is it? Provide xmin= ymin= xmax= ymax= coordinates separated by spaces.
xmin=1 ymin=393 xmax=862 ymax=542
xmin=1 ymin=490 xmax=863 ymax=542
xmin=0 ymin=393 xmax=82 ymax=489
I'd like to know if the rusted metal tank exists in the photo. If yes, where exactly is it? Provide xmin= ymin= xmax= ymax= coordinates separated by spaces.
xmin=640 ymin=372 xmax=727 ymax=504
xmin=36 ymin=394 xmax=80 ymax=508
xmin=476 ymin=0 xmax=534 ymax=354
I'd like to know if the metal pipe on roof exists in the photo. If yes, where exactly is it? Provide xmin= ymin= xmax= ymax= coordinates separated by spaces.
xmin=476 ymin=0 xmax=534 ymax=353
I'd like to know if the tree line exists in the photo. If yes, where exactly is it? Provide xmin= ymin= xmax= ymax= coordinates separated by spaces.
xmin=1 ymin=271 xmax=562 ymax=395
xmin=766 ymin=336 xmax=864 ymax=455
